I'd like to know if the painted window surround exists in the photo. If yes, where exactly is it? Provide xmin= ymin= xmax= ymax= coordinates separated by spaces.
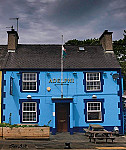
xmin=19 ymin=99 xmax=40 ymax=123
xmin=84 ymin=99 xmax=105 ymax=123
xmin=83 ymin=71 xmax=104 ymax=92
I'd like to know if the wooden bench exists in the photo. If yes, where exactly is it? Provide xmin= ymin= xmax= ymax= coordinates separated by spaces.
xmin=89 ymin=136 xmax=115 ymax=144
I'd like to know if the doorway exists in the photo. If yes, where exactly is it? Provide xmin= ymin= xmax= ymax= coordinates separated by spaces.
xmin=56 ymin=103 xmax=70 ymax=132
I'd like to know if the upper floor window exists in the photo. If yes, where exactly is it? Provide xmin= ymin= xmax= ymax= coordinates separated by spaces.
xmin=22 ymin=73 xmax=37 ymax=91
xmin=86 ymin=72 xmax=101 ymax=91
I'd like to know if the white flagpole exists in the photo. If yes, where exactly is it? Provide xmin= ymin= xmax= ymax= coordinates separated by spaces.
xmin=61 ymin=35 xmax=63 ymax=98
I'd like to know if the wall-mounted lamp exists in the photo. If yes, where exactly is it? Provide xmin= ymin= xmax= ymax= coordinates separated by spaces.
xmin=112 ymin=73 xmax=119 ymax=80
xmin=46 ymin=72 xmax=50 ymax=76
xmin=92 ymin=95 xmax=97 ymax=99
xmin=16 ymin=72 xmax=21 ymax=76
xmin=73 ymin=72 xmax=77 ymax=76
xmin=103 ymin=72 xmax=107 ymax=78
xmin=27 ymin=95 xmax=32 ymax=99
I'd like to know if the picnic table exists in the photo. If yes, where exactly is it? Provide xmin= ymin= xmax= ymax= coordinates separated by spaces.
xmin=83 ymin=124 xmax=104 ymax=135
xmin=83 ymin=124 xmax=115 ymax=144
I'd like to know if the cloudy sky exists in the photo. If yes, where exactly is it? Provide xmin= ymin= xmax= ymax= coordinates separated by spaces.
xmin=0 ymin=0 xmax=126 ymax=44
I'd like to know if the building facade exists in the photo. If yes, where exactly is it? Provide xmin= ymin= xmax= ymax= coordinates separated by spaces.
xmin=0 ymin=30 xmax=123 ymax=135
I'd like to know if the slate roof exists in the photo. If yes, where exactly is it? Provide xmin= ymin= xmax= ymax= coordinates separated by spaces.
xmin=0 ymin=44 xmax=121 ymax=70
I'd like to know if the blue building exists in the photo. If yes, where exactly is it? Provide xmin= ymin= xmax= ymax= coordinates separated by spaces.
xmin=0 ymin=29 xmax=123 ymax=135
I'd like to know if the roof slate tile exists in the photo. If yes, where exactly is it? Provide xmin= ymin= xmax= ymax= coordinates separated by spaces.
xmin=0 ymin=44 xmax=120 ymax=70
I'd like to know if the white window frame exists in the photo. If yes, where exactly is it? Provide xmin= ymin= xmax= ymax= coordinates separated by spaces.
xmin=87 ymin=102 xmax=102 ymax=121
xmin=22 ymin=73 xmax=37 ymax=91
xmin=22 ymin=102 xmax=37 ymax=122
xmin=86 ymin=72 xmax=101 ymax=91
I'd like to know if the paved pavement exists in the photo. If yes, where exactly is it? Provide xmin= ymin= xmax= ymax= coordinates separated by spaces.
xmin=0 ymin=132 xmax=126 ymax=149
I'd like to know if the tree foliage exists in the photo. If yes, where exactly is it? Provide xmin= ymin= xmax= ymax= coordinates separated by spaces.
xmin=113 ymin=30 xmax=126 ymax=90
xmin=65 ymin=31 xmax=126 ymax=90
xmin=65 ymin=38 xmax=100 ymax=46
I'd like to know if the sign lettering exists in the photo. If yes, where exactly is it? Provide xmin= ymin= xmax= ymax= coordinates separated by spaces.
xmin=49 ymin=78 xmax=74 ymax=83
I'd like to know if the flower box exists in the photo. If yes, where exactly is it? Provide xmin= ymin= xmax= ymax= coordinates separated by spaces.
xmin=0 ymin=127 xmax=50 ymax=139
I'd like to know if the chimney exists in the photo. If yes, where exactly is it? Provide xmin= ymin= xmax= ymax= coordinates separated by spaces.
xmin=7 ymin=28 xmax=19 ymax=52
xmin=99 ymin=30 xmax=113 ymax=53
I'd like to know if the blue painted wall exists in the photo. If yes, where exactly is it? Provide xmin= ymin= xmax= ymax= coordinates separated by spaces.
xmin=2 ymin=70 xmax=122 ymax=132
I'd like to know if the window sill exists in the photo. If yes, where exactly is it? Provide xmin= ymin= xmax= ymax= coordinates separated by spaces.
xmin=21 ymin=90 xmax=38 ymax=93
xmin=85 ymin=90 xmax=102 ymax=93
xmin=86 ymin=120 xmax=104 ymax=123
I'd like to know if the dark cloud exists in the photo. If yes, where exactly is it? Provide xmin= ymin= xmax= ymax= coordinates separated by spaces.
xmin=46 ymin=0 xmax=109 ymax=27
xmin=0 ymin=0 xmax=126 ymax=44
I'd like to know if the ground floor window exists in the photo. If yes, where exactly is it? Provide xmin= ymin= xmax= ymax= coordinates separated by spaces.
xmin=19 ymin=99 xmax=40 ymax=123
xmin=87 ymin=102 xmax=102 ymax=121
xmin=84 ymin=99 xmax=104 ymax=123
xmin=22 ymin=102 xmax=37 ymax=122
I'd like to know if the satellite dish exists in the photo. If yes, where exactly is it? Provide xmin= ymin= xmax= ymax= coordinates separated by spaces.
xmin=112 ymin=73 xmax=119 ymax=80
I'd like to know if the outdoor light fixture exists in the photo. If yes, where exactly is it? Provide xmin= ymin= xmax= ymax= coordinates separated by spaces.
xmin=112 ymin=73 xmax=119 ymax=80
xmin=16 ymin=72 xmax=21 ymax=76
xmin=27 ymin=95 xmax=32 ymax=99
xmin=103 ymin=72 xmax=107 ymax=77
xmin=46 ymin=72 xmax=50 ymax=76
xmin=73 ymin=72 xmax=77 ymax=76
xmin=92 ymin=95 xmax=97 ymax=99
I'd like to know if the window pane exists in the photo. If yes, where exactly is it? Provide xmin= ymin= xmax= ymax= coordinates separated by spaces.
xmin=86 ymin=81 xmax=101 ymax=91
xmin=88 ymin=112 xmax=101 ymax=120
xmin=29 ymin=82 xmax=36 ymax=90
xmin=30 ymin=74 xmax=33 ymax=80
xmin=27 ymin=73 xmax=30 ymax=80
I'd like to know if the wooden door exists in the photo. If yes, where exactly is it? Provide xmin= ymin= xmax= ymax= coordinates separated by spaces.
xmin=56 ymin=103 xmax=69 ymax=132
